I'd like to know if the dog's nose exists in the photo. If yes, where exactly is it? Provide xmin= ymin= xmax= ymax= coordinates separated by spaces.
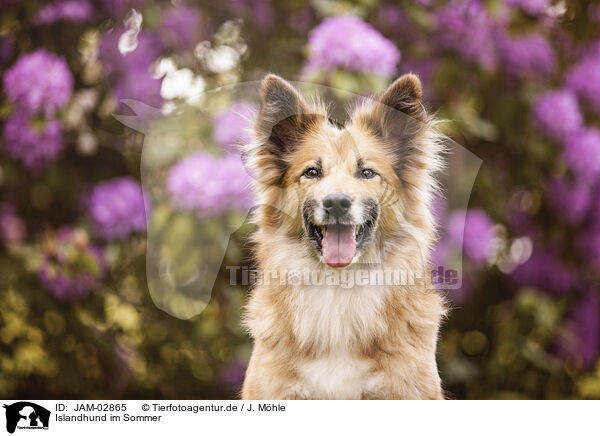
xmin=323 ymin=193 xmax=352 ymax=218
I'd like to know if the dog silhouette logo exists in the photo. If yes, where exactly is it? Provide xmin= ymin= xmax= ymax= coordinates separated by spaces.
xmin=3 ymin=402 xmax=50 ymax=433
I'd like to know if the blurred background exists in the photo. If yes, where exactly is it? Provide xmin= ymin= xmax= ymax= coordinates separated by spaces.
xmin=1 ymin=0 xmax=600 ymax=399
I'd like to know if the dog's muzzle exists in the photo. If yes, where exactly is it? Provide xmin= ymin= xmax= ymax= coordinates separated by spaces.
xmin=303 ymin=196 xmax=379 ymax=268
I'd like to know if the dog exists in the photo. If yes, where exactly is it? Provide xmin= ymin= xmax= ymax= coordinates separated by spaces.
xmin=241 ymin=74 xmax=446 ymax=399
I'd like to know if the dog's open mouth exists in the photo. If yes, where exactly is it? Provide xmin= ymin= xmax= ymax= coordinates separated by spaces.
xmin=306 ymin=221 xmax=374 ymax=268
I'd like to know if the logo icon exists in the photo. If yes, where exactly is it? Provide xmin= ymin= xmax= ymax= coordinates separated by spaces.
xmin=3 ymin=402 xmax=50 ymax=434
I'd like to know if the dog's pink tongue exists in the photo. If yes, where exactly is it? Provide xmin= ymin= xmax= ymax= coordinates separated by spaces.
xmin=322 ymin=225 xmax=356 ymax=268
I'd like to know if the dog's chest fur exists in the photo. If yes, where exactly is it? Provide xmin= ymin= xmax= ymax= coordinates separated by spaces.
xmin=297 ymin=351 xmax=380 ymax=399
xmin=289 ymin=284 xmax=388 ymax=399
xmin=290 ymin=283 xmax=388 ymax=352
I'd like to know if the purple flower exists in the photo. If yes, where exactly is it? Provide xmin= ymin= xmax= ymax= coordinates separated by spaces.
xmin=0 ymin=204 xmax=25 ymax=245
xmin=577 ymin=226 xmax=600 ymax=268
xmin=498 ymin=33 xmax=555 ymax=78
xmin=400 ymin=58 xmax=438 ymax=101
xmin=96 ymin=0 xmax=149 ymax=17
xmin=563 ymin=127 xmax=600 ymax=182
xmin=375 ymin=5 xmax=422 ymax=45
xmin=38 ymin=227 xmax=105 ymax=300
xmin=510 ymin=248 xmax=577 ymax=295
xmin=447 ymin=208 xmax=495 ymax=264
xmin=577 ymin=191 xmax=600 ymax=265
xmin=533 ymin=89 xmax=583 ymax=141
xmin=547 ymin=177 xmax=593 ymax=225
xmin=555 ymin=292 xmax=600 ymax=369
xmin=33 ymin=0 xmax=92 ymax=25
xmin=112 ymin=72 xmax=163 ymax=109
xmin=228 ymin=0 xmax=274 ymax=27
xmin=567 ymin=55 xmax=600 ymax=111
xmin=89 ymin=177 xmax=149 ymax=239
xmin=2 ymin=111 xmax=64 ymax=170
xmin=99 ymin=30 xmax=164 ymax=107
xmin=587 ymin=39 xmax=600 ymax=58
xmin=431 ymin=238 xmax=451 ymax=270
xmin=436 ymin=0 xmax=498 ymax=70
xmin=0 ymin=36 xmax=14 ymax=65
xmin=589 ymin=4 xmax=600 ymax=22
xmin=431 ymin=209 xmax=477 ymax=302
xmin=219 ymin=359 xmax=247 ymax=389
xmin=506 ymin=0 xmax=551 ymax=15
xmin=509 ymin=209 xmax=535 ymax=238
xmin=212 ymin=102 xmax=256 ymax=150
xmin=304 ymin=15 xmax=400 ymax=77
xmin=432 ymin=194 xmax=448 ymax=224
xmin=289 ymin=8 xmax=313 ymax=32
xmin=160 ymin=5 xmax=205 ymax=49
xmin=3 ymin=49 xmax=73 ymax=115
xmin=99 ymin=28 xmax=164 ymax=75
xmin=167 ymin=152 xmax=252 ymax=217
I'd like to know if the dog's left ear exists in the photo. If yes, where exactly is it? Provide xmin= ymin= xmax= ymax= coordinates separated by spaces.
xmin=378 ymin=74 xmax=426 ymax=122
xmin=353 ymin=74 xmax=430 ymax=149
xmin=353 ymin=74 xmax=442 ymax=186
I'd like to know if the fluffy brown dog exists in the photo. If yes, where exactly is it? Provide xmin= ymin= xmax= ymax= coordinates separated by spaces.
xmin=241 ymin=74 xmax=446 ymax=399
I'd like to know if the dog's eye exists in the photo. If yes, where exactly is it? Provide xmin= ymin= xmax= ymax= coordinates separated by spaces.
xmin=361 ymin=168 xmax=377 ymax=179
xmin=303 ymin=167 xmax=321 ymax=179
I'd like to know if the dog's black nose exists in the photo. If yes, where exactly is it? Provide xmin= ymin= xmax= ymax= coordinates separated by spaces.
xmin=323 ymin=193 xmax=352 ymax=218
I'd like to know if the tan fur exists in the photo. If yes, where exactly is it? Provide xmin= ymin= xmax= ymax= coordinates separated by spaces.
xmin=241 ymin=74 xmax=446 ymax=400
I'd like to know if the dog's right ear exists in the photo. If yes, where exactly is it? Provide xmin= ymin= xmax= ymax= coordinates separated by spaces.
xmin=252 ymin=75 xmax=323 ymax=184
xmin=256 ymin=74 xmax=315 ymax=153
xmin=260 ymin=74 xmax=308 ymax=118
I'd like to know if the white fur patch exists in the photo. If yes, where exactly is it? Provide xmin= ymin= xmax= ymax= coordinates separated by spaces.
xmin=290 ymin=280 xmax=389 ymax=353
xmin=297 ymin=352 xmax=381 ymax=399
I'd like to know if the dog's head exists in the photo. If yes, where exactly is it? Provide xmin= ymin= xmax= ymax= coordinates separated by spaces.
xmin=246 ymin=74 xmax=443 ymax=269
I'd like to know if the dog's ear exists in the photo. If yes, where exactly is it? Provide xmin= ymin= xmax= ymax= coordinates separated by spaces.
xmin=260 ymin=74 xmax=308 ymax=119
xmin=379 ymin=74 xmax=426 ymax=122
xmin=362 ymin=74 xmax=427 ymax=140
xmin=353 ymin=74 xmax=441 ymax=187
xmin=252 ymin=75 xmax=323 ymax=184
xmin=257 ymin=75 xmax=316 ymax=152
xmin=353 ymin=74 xmax=428 ymax=145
